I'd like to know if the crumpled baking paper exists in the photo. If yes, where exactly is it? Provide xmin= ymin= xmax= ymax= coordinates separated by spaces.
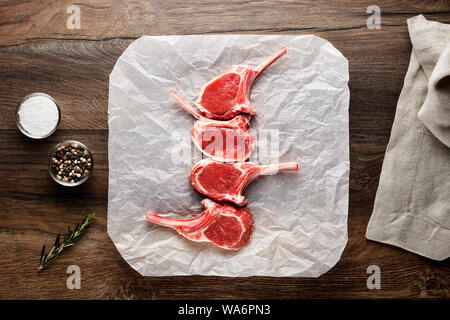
xmin=107 ymin=35 xmax=349 ymax=277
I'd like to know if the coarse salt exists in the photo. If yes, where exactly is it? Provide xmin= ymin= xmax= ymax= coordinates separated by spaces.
xmin=18 ymin=95 xmax=59 ymax=138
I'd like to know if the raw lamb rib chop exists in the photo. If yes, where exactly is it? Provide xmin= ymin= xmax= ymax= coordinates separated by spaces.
xmin=172 ymin=91 xmax=255 ymax=162
xmin=190 ymin=158 xmax=299 ymax=206
xmin=146 ymin=199 xmax=254 ymax=250
xmin=172 ymin=46 xmax=287 ymax=120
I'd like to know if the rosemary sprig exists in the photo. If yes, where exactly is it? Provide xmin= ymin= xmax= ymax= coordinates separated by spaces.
xmin=38 ymin=210 xmax=95 ymax=272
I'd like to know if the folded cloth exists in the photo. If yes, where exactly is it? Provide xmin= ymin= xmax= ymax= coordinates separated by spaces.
xmin=366 ymin=15 xmax=450 ymax=261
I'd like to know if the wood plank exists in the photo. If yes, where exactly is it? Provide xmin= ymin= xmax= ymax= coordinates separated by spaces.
xmin=0 ymin=0 xmax=449 ymax=299
xmin=0 ymin=0 xmax=449 ymax=47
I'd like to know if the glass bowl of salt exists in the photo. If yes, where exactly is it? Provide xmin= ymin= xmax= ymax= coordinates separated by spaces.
xmin=15 ymin=93 xmax=61 ymax=139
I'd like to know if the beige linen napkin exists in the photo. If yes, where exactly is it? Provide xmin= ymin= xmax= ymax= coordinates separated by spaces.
xmin=366 ymin=15 xmax=450 ymax=261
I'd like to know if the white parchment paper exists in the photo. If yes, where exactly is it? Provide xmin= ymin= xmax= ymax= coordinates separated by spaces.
xmin=108 ymin=35 xmax=349 ymax=277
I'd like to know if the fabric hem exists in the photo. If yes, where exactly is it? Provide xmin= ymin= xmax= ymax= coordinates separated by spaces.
xmin=366 ymin=211 xmax=449 ymax=261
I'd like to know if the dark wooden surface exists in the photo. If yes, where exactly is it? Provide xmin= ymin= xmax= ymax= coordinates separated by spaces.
xmin=0 ymin=0 xmax=449 ymax=299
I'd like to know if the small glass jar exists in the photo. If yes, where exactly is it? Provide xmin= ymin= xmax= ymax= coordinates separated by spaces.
xmin=48 ymin=140 xmax=94 ymax=187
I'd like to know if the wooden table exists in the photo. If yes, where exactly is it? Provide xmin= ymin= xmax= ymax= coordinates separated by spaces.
xmin=0 ymin=1 xmax=449 ymax=299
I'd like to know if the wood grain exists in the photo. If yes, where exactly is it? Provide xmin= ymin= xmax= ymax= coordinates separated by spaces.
xmin=0 ymin=0 xmax=449 ymax=299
